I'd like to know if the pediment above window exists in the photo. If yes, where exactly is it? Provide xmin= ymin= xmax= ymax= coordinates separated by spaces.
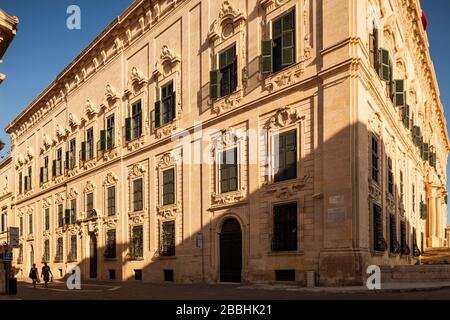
xmin=85 ymin=100 xmax=99 ymax=118
xmin=153 ymin=45 xmax=181 ymax=79
xmin=207 ymin=1 xmax=247 ymax=43
xmin=266 ymin=106 xmax=303 ymax=129
xmin=124 ymin=67 xmax=148 ymax=97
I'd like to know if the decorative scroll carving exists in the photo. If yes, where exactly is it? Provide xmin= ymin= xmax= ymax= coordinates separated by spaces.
xmin=124 ymin=67 xmax=148 ymax=96
xmin=103 ymin=172 xmax=119 ymax=186
xmin=85 ymin=100 xmax=99 ymax=117
xmin=266 ymin=106 xmax=303 ymax=129
xmin=208 ymin=1 xmax=247 ymax=43
xmin=55 ymin=193 xmax=65 ymax=205
xmin=68 ymin=187 xmax=79 ymax=199
xmin=128 ymin=163 xmax=147 ymax=179
xmin=153 ymin=45 xmax=181 ymax=78
xmin=84 ymin=180 xmax=96 ymax=193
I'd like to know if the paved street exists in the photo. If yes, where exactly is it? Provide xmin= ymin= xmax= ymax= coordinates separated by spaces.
xmin=1 ymin=280 xmax=450 ymax=300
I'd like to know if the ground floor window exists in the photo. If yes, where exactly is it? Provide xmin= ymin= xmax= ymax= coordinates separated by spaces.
xmin=161 ymin=221 xmax=175 ymax=256
xmin=131 ymin=226 xmax=143 ymax=259
xmin=272 ymin=203 xmax=297 ymax=251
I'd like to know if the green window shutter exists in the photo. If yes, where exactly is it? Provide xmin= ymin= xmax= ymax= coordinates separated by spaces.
xmin=394 ymin=80 xmax=406 ymax=107
xmin=52 ymin=160 xmax=57 ymax=177
xmin=100 ymin=130 xmax=106 ymax=151
xmin=261 ymin=40 xmax=274 ymax=74
xmin=155 ymin=101 xmax=161 ymax=128
xmin=281 ymin=10 xmax=295 ymax=67
xmin=171 ymin=92 xmax=176 ymax=120
xmin=81 ymin=142 xmax=86 ymax=162
xmin=65 ymin=209 xmax=71 ymax=225
xmin=424 ymin=143 xmax=429 ymax=161
xmin=373 ymin=28 xmax=379 ymax=69
xmin=379 ymin=48 xmax=390 ymax=81
xmin=210 ymin=70 xmax=221 ymax=100
xmin=125 ymin=117 xmax=132 ymax=141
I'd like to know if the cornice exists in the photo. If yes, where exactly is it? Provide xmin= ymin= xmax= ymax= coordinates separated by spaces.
xmin=5 ymin=0 xmax=190 ymax=138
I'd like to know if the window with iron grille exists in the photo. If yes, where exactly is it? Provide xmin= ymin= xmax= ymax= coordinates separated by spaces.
xmin=161 ymin=221 xmax=175 ymax=256
xmin=131 ymin=226 xmax=143 ymax=259
xmin=43 ymin=239 xmax=50 ymax=262
xmin=272 ymin=203 xmax=297 ymax=251
xmin=107 ymin=186 xmax=116 ymax=216
xmin=219 ymin=148 xmax=238 ymax=194
xmin=57 ymin=204 xmax=64 ymax=228
xmin=69 ymin=235 xmax=77 ymax=261
xmin=86 ymin=193 xmax=94 ymax=218
xmin=373 ymin=203 xmax=387 ymax=252
xmin=389 ymin=214 xmax=400 ymax=254
xmin=371 ymin=136 xmax=379 ymax=183
xmin=105 ymin=229 xmax=116 ymax=259
xmin=44 ymin=208 xmax=50 ymax=231
xmin=133 ymin=178 xmax=143 ymax=212
xmin=210 ymin=45 xmax=237 ymax=100
xmin=387 ymin=158 xmax=393 ymax=195
xmin=400 ymin=220 xmax=410 ymax=256
xmin=274 ymin=130 xmax=297 ymax=182
xmin=162 ymin=169 xmax=175 ymax=206
xmin=56 ymin=237 xmax=63 ymax=262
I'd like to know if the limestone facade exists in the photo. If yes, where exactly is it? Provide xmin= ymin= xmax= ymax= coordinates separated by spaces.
xmin=0 ymin=9 xmax=18 ymax=84
xmin=1 ymin=0 xmax=448 ymax=286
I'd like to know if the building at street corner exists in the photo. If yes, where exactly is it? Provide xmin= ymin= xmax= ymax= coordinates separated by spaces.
xmin=1 ymin=0 xmax=448 ymax=287
xmin=0 ymin=8 xmax=18 ymax=294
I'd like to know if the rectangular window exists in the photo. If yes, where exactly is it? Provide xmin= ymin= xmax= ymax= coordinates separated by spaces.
xmin=389 ymin=214 xmax=400 ymax=254
xmin=106 ymin=115 xmax=115 ymax=150
xmin=161 ymin=221 xmax=175 ymax=256
xmin=131 ymin=226 xmax=143 ymax=259
xmin=371 ymin=136 xmax=379 ymax=183
xmin=400 ymin=220 xmax=410 ymax=255
xmin=56 ymin=237 xmax=63 ymax=262
xmin=28 ymin=214 xmax=33 ymax=235
xmin=18 ymin=244 xmax=23 ymax=264
xmin=18 ymin=172 xmax=22 ymax=194
xmin=43 ymin=239 xmax=50 ymax=262
xmin=210 ymin=45 xmax=237 ymax=99
xmin=67 ymin=139 xmax=76 ymax=170
xmin=82 ymin=128 xmax=94 ymax=161
xmin=162 ymin=169 xmax=175 ymax=206
xmin=373 ymin=203 xmax=387 ymax=252
xmin=53 ymin=148 xmax=63 ymax=177
xmin=105 ymin=229 xmax=116 ymax=259
xmin=58 ymin=204 xmax=64 ymax=228
xmin=274 ymin=130 xmax=297 ymax=182
xmin=272 ymin=9 xmax=296 ymax=73
xmin=412 ymin=184 xmax=416 ymax=213
xmin=155 ymin=81 xmax=176 ymax=128
xmin=44 ymin=208 xmax=50 ymax=231
xmin=220 ymin=148 xmax=238 ymax=193
xmin=40 ymin=156 xmax=49 ymax=184
xmin=25 ymin=167 xmax=32 ymax=191
xmin=86 ymin=193 xmax=94 ymax=218
xmin=70 ymin=198 xmax=77 ymax=224
xmin=19 ymin=217 xmax=23 ymax=236
xmin=0 ymin=209 xmax=6 ymax=233
xmin=69 ymin=235 xmax=77 ymax=261
xmin=272 ymin=203 xmax=297 ymax=251
xmin=400 ymin=170 xmax=404 ymax=203
xmin=387 ymin=158 xmax=393 ymax=195
xmin=107 ymin=186 xmax=116 ymax=216
xmin=133 ymin=178 xmax=143 ymax=212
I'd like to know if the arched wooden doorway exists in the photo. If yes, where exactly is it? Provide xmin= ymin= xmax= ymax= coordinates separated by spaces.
xmin=89 ymin=234 xmax=97 ymax=279
xmin=219 ymin=218 xmax=242 ymax=283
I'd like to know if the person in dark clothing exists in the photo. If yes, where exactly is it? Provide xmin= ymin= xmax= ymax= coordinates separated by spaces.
xmin=29 ymin=264 xmax=39 ymax=288
xmin=41 ymin=262 xmax=53 ymax=288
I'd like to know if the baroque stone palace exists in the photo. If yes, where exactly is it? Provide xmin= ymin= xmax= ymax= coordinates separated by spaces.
xmin=0 ymin=9 xmax=18 ymax=84
xmin=0 ymin=0 xmax=448 ymax=286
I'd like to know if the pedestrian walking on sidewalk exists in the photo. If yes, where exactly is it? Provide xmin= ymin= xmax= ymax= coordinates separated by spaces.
xmin=41 ymin=262 xmax=53 ymax=288
xmin=29 ymin=264 xmax=39 ymax=288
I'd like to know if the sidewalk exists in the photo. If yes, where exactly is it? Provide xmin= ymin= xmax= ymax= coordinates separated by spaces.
xmin=243 ymin=281 xmax=450 ymax=294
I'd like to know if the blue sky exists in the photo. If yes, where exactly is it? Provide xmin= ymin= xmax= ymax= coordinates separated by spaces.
xmin=0 ymin=1 xmax=449 ymax=222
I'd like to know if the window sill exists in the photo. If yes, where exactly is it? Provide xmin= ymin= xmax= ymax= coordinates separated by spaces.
xmin=128 ymin=257 xmax=144 ymax=261
xmin=157 ymin=255 xmax=176 ymax=260
xmin=267 ymin=251 xmax=303 ymax=256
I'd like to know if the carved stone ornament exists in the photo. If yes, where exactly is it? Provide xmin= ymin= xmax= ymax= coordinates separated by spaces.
xmin=157 ymin=152 xmax=180 ymax=169
xmin=153 ymin=45 xmax=181 ymax=78
xmin=26 ymin=146 xmax=34 ymax=160
xmin=56 ymin=124 xmax=69 ymax=139
xmin=211 ymin=90 xmax=244 ymax=115
xmin=368 ymin=112 xmax=382 ymax=136
xmin=263 ymin=63 xmax=307 ymax=93
xmin=156 ymin=204 xmax=181 ymax=219
xmin=128 ymin=163 xmax=147 ymax=179
xmin=129 ymin=213 xmax=145 ymax=225
xmin=369 ymin=183 xmax=382 ymax=202
xmin=85 ymin=100 xmax=99 ymax=118
xmin=266 ymin=106 xmax=303 ymax=129
xmin=103 ymin=217 xmax=118 ymax=228
xmin=84 ymin=180 xmax=96 ymax=193
xmin=43 ymin=134 xmax=53 ymax=149
xmin=68 ymin=113 xmax=83 ymax=127
xmin=100 ymin=84 xmax=120 ymax=110
xmin=208 ymin=1 xmax=247 ymax=43
xmin=68 ymin=187 xmax=79 ymax=199
xmin=263 ymin=174 xmax=311 ymax=196
xmin=103 ymin=172 xmax=119 ymax=186
xmin=125 ymin=67 xmax=149 ymax=96
xmin=212 ymin=190 xmax=246 ymax=205
xmin=55 ymin=193 xmax=65 ymax=204
xmin=42 ymin=197 xmax=52 ymax=208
